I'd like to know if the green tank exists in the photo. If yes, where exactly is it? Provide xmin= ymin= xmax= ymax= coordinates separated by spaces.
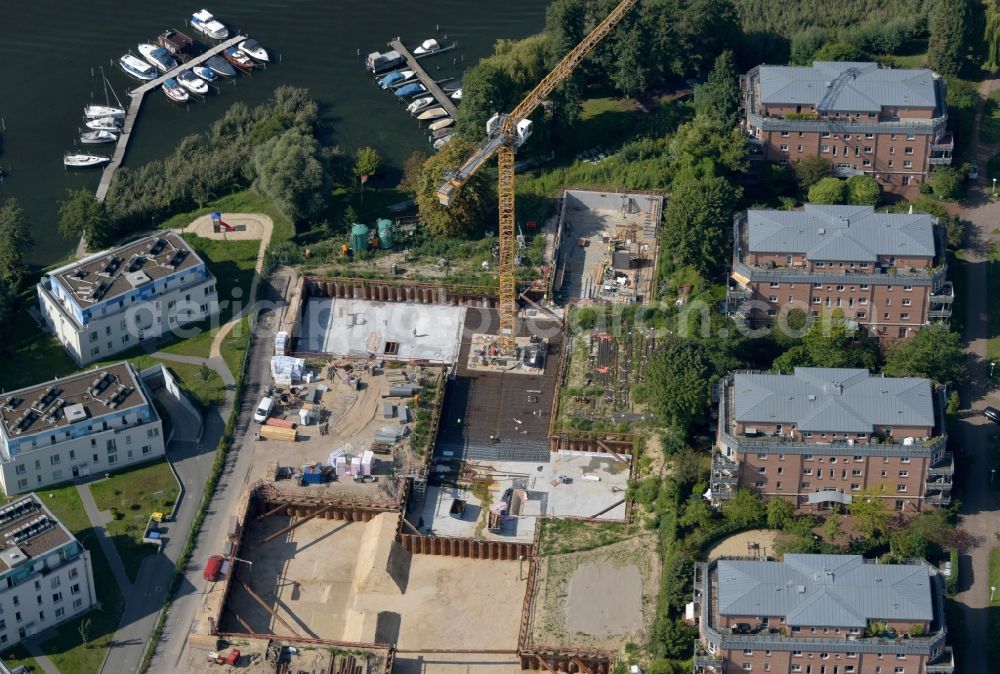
xmin=351 ymin=223 xmax=370 ymax=252
xmin=377 ymin=218 xmax=394 ymax=250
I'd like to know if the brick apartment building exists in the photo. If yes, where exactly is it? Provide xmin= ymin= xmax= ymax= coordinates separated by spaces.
xmin=742 ymin=61 xmax=953 ymax=190
xmin=710 ymin=367 xmax=953 ymax=512
xmin=727 ymin=204 xmax=953 ymax=342
xmin=692 ymin=554 xmax=955 ymax=674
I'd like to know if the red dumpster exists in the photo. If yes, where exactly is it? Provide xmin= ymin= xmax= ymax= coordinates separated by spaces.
xmin=226 ymin=649 xmax=241 ymax=665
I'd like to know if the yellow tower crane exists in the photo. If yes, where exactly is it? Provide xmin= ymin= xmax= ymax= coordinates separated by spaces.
xmin=437 ymin=0 xmax=638 ymax=354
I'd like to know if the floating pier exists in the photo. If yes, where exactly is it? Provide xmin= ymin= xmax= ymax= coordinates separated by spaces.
xmin=95 ymin=35 xmax=246 ymax=202
xmin=388 ymin=39 xmax=458 ymax=120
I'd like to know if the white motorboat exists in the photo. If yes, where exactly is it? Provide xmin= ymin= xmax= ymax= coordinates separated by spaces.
xmin=191 ymin=9 xmax=229 ymax=39
xmin=238 ymin=38 xmax=269 ymax=62
xmin=429 ymin=117 xmax=455 ymax=132
xmin=162 ymin=78 xmax=190 ymax=103
xmin=84 ymin=105 xmax=125 ymax=119
xmin=138 ymin=43 xmax=177 ymax=72
xmin=417 ymin=107 xmax=447 ymax=121
xmin=406 ymin=96 xmax=434 ymax=114
xmin=119 ymin=53 xmax=158 ymax=81
xmin=85 ymin=116 xmax=122 ymax=132
xmin=433 ymin=135 xmax=454 ymax=150
xmin=177 ymin=70 xmax=209 ymax=95
xmin=64 ymin=153 xmax=108 ymax=168
xmin=194 ymin=66 xmax=218 ymax=82
xmin=413 ymin=38 xmax=440 ymax=56
xmin=80 ymin=130 xmax=118 ymax=144
xmin=450 ymin=88 xmax=462 ymax=100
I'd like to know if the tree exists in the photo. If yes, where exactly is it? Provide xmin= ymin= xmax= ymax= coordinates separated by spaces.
xmin=58 ymin=189 xmax=115 ymax=250
xmin=812 ymin=41 xmax=863 ymax=62
xmin=642 ymin=338 xmax=713 ymax=433
xmin=725 ymin=489 xmax=766 ymax=528
xmin=928 ymin=0 xmax=969 ymax=76
xmin=772 ymin=314 xmax=881 ymax=371
xmin=791 ymin=27 xmax=827 ymax=65
xmin=931 ymin=166 xmax=963 ymax=199
xmin=252 ymin=129 xmax=331 ymax=222
xmin=415 ymin=139 xmax=495 ymax=237
xmin=849 ymin=489 xmax=892 ymax=538
xmin=846 ymin=175 xmax=882 ymax=206
xmin=197 ymin=363 xmax=217 ymax=382
xmin=78 ymin=617 xmax=92 ymax=649
xmin=794 ymin=156 xmax=833 ymax=190
xmin=821 ymin=515 xmax=844 ymax=542
xmin=0 ymin=198 xmax=32 ymax=289
xmin=651 ymin=618 xmax=698 ymax=659
xmin=693 ymin=51 xmax=740 ymax=129
xmin=354 ymin=146 xmax=380 ymax=180
xmin=987 ymin=0 xmax=1000 ymax=71
xmin=766 ymin=497 xmax=795 ymax=529
xmin=883 ymin=324 xmax=965 ymax=387
xmin=399 ymin=151 xmax=427 ymax=194
xmin=664 ymin=174 xmax=741 ymax=278
xmin=680 ymin=495 xmax=714 ymax=530
xmin=807 ymin=177 xmax=847 ymax=204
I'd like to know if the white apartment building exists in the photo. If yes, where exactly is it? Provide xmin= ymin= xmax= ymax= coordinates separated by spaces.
xmin=38 ymin=232 xmax=219 ymax=366
xmin=0 ymin=362 xmax=165 ymax=495
xmin=0 ymin=494 xmax=97 ymax=648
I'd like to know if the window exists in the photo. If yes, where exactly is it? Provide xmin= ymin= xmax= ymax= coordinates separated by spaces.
xmin=821 ymin=132 xmax=831 ymax=138
xmin=50 ymin=455 xmax=60 ymax=466
xmin=70 ymin=583 xmax=80 ymax=595
xmin=69 ymin=568 xmax=78 ymax=579
xmin=73 ymin=598 xmax=83 ymax=609
xmin=897 ymin=484 xmax=907 ymax=492
xmin=108 ymin=454 xmax=117 ymax=465
xmin=55 ymin=607 xmax=64 ymax=619
xmin=797 ymin=144 xmax=804 ymax=152
xmin=744 ymin=650 xmax=754 ymax=655
xmin=904 ymin=147 xmax=914 ymax=155
xmin=16 ymin=479 xmax=27 ymax=490
xmin=770 ymin=282 xmax=780 ymax=288
xmin=803 ymin=469 xmax=813 ymax=476
xmin=780 ymin=131 xmax=790 ymax=138
xmin=857 ymin=311 xmax=866 ymax=318
xmin=903 ymin=160 xmax=912 ymax=168
xmin=851 ymin=483 xmax=860 ymax=490
xmin=769 ymin=296 xmax=778 ymax=302
xmin=780 ymin=145 xmax=789 ymax=152
xmin=901 ymin=456 xmax=910 ymax=463
xmin=821 ymin=145 xmax=830 ymax=153
xmin=863 ymin=159 xmax=872 ymax=167
xmin=792 ymin=667 xmax=802 ymax=673
xmin=51 ymin=592 xmax=62 ymax=603
xmin=900 ymin=313 xmax=910 ymax=320
xmin=15 ymin=465 xmax=25 ymax=475
xmin=902 ymin=298 xmax=911 ymax=306
xmin=804 ymin=454 xmax=814 ymax=460
xmin=142 ymin=445 xmax=151 ymax=455
xmin=742 ymin=665 xmax=752 ymax=672
xmin=51 ymin=577 xmax=60 ymax=589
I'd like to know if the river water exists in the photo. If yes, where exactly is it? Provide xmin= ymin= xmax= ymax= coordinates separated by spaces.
xmin=0 ymin=0 xmax=547 ymax=266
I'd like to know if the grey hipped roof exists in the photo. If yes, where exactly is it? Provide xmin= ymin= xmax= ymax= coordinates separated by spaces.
xmin=716 ymin=554 xmax=934 ymax=627
xmin=746 ymin=204 xmax=937 ymax=262
xmin=756 ymin=61 xmax=939 ymax=113
xmin=732 ymin=368 xmax=934 ymax=433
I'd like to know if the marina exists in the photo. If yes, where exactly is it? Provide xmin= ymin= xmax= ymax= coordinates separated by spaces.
xmin=94 ymin=34 xmax=246 ymax=202
xmin=388 ymin=38 xmax=458 ymax=119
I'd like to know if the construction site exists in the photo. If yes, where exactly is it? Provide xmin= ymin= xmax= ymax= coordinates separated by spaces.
xmin=548 ymin=190 xmax=662 ymax=305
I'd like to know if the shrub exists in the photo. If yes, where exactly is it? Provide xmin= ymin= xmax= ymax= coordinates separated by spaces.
xmin=808 ymin=177 xmax=847 ymax=204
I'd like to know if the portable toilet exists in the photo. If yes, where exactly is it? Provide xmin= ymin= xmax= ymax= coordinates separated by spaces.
xmin=377 ymin=218 xmax=394 ymax=249
xmin=351 ymin=223 xmax=370 ymax=252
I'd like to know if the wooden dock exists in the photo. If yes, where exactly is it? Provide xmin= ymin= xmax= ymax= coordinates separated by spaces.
xmin=95 ymin=35 xmax=246 ymax=202
xmin=388 ymin=39 xmax=458 ymax=120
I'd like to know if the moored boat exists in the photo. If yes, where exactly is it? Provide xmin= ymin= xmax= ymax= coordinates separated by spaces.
xmin=85 ymin=116 xmax=122 ymax=132
xmin=450 ymin=88 xmax=463 ymax=100
xmin=433 ymin=135 xmax=454 ymax=150
xmin=84 ymin=105 xmax=125 ymax=120
xmin=413 ymin=38 xmax=440 ymax=56
xmin=194 ymin=66 xmax=218 ymax=82
xmin=367 ymin=49 xmax=403 ymax=74
xmin=407 ymin=96 xmax=434 ymax=114
xmin=80 ymin=130 xmax=118 ymax=144
xmin=205 ymin=55 xmax=237 ymax=77
xmin=64 ymin=153 xmax=109 ymax=168
xmin=432 ymin=127 xmax=454 ymax=140
xmin=119 ymin=53 xmax=158 ymax=81
xmin=177 ymin=70 xmax=209 ymax=94
xmin=190 ymin=9 xmax=229 ymax=39
xmin=238 ymin=38 xmax=269 ymax=62
xmin=395 ymin=82 xmax=427 ymax=98
xmin=378 ymin=69 xmax=414 ymax=89
xmin=429 ymin=117 xmax=455 ymax=132
xmin=138 ymin=43 xmax=177 ymax=73
xmin=417 ymin=107 xmax=447 ymax=121
xmin=223 ymin=47 xmax=254 ymax=70
xmin=162 ymin=78 xmax=190 ymax=103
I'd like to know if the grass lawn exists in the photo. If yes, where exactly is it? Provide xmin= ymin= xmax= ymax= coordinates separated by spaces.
xmin=0 ymin=318 xmax=79 ymax=390
xmin=982 ymin=92 xmax=1000 ymax=146
xmin=89 ymin=460 xmax=179 ymax=583
xmin=990 ymin=548 xmax=1000 ymax=672
xmin=163 ymin=361 xmax=226 ymax=409
xmin=220 ymin=315 xmax=251 ymax=377
xmin=0 ymin=646 xmax=39 ymax=673
xmin=887 ymin=39 xmax=928 ymax=69
xmin=987 ymin=241 xmax=1000 ymax=362
xmin=29 ymin=484 xmax=124 ymax=674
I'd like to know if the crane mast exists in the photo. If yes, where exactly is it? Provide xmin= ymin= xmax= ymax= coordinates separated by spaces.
xmin=437 ymin=0 xmax=638 ymax=354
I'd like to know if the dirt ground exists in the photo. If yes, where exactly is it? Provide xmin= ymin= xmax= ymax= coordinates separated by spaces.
xmin=528 ymin=534 xmax=659 ymax=650
xmin=701 ymin=528 xmax=780 ymax=561
xmin=223 ymin=513 xmax=526 ymax=651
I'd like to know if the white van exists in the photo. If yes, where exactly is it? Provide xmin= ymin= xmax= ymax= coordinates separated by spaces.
xmin=253 ymin=396 xmax=274 ymax=423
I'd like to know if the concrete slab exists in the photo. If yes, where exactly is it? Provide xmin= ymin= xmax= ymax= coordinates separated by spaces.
xmin=419 ymin=451 xmax=630 ymax=542
xmin=298 ymin=298 xmax=467 ymax=362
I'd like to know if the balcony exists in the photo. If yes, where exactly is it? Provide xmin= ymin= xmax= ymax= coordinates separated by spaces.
xmin=929 ymin=155 xmax=953 ymax=166
xmin=931 ymin=133 xmax=954 ymax=151
xmin=928 ymin=307 xmax=953 ymax=319
xmin=928 ymin=451 xmax=954 ymax=476
xmin=710 ymin=452 xmax=739 ymax=501
xmin=692 ymin=649 xmax=723 ymax=673
xmin=926 ymin=646 xmax=955 ymax=674
xmin=929 ymin=282 xmax=954 ymax=303
xmin=924 ymin=492 xmax=952 ymax=506
xmin=731 ymin=259 xmax=947 ymax=288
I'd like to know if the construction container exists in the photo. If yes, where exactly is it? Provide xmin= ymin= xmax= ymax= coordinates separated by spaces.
xmin=259 ymin=425 xmax=297 ymax=442
xmin=265 ymin=417 xmax=296 ymax=429
xmin=351 ymin=223 xmax=370 ymax=252
xmin=299 ymin=407 xmax=311 ymax=426
xmin=377 ymin=218 xmax=394 ymax=249
xmin=335 ymin=455 xmax=347 ymax=477
xmin=361 ymin=450 xmax=374 ymax=476
xmin=301 ymin=465 xmax=325 ymax=485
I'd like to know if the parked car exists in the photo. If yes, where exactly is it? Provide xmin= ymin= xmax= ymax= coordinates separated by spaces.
xmin=253 ymin=395 xmax=274 ymax=423
xmin=983 ymin=406 xmax=1000 ymax=424
xmin=969 ymin=162 xmax=979 ymax=181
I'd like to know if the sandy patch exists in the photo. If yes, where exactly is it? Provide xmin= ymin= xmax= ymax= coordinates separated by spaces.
xmin=565 ymin=561 xmax=643 ymax=635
